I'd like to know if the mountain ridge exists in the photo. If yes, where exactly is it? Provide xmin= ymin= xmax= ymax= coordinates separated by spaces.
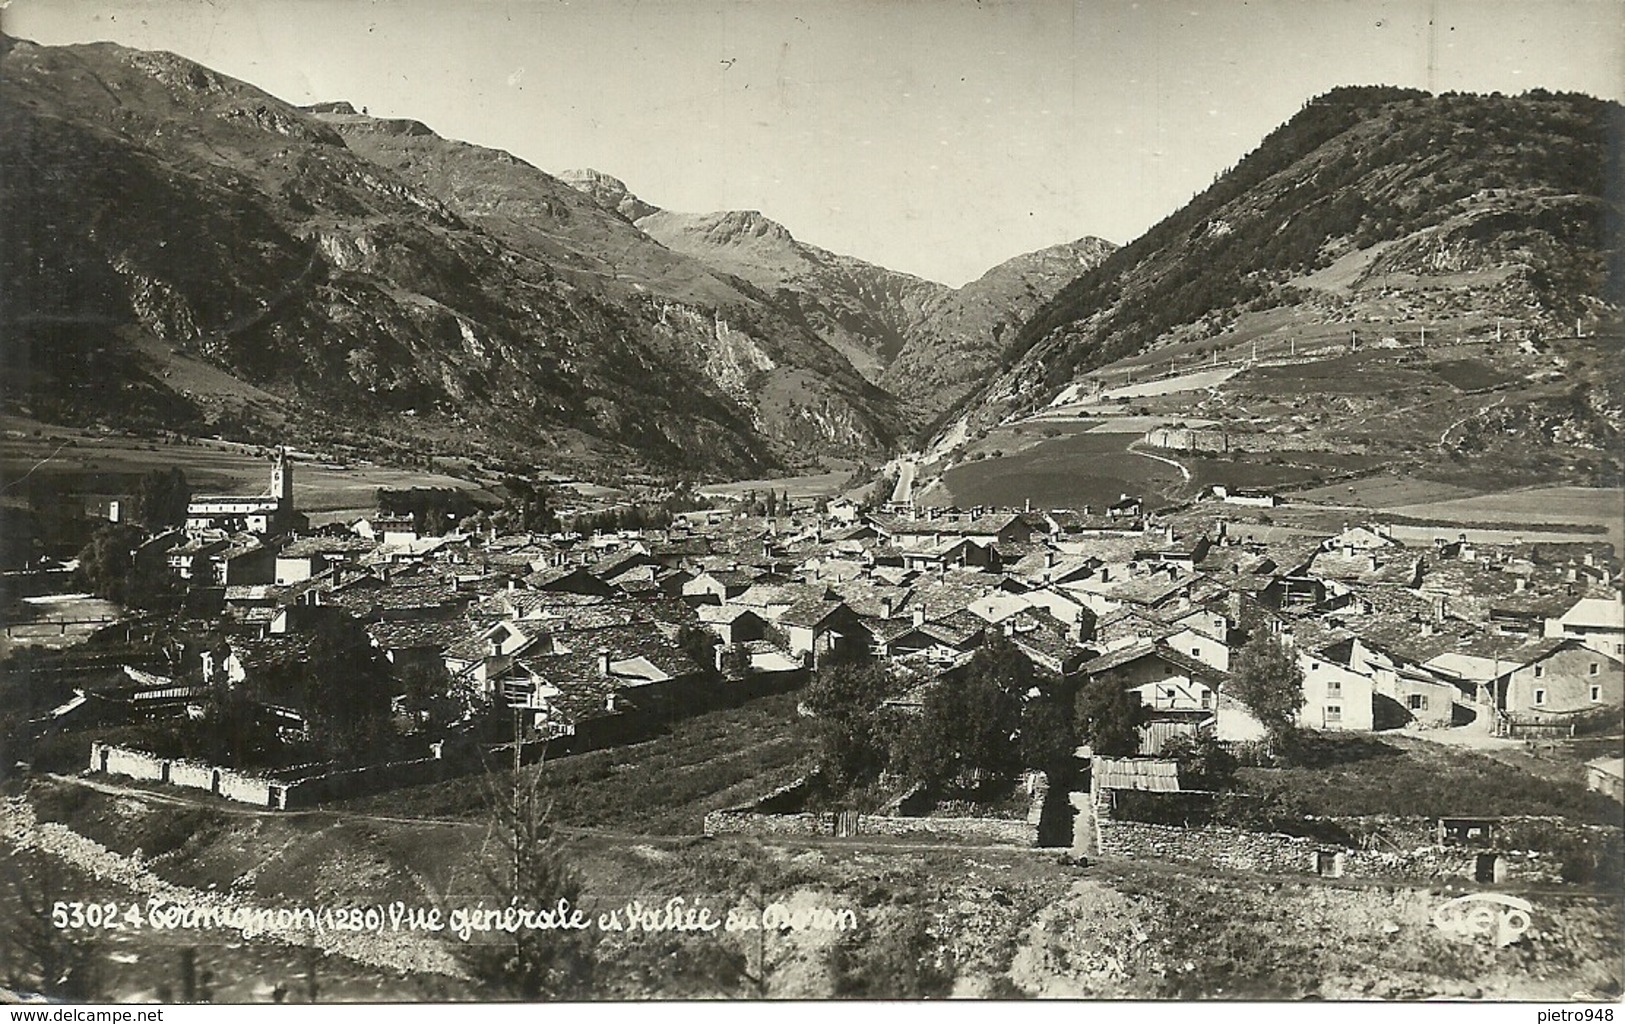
xmin=0 ymin=33 xmax=908 ymax=476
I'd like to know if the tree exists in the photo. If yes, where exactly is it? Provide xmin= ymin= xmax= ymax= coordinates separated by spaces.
xmin=895 ymin=635 xmax=1027 ymax=787
xmin=1160 ymin=732 xmax=1238 ymax=791
xmin=1230 ymin=632 xmax=1306 ymax=748
xmin=2 ymin=850 xmax=102 ymax=1000
xmin=131 ymin=467 xmax=190 ymax=529
xmin=676 ymin=623 xmax=720 ymax=672
xmin=500 ymin=476 xmax=560 ymax=535
xmin=804 ymin=658 xmax=894 ymax=789
xmin=1019 ymin=697 xmax=1077 ymax=776
xmin=295 ymin=611 xmax=398 ymax=763
xmin=1074 ymin=678 xmax=1147 ymax=757
xmin=398 ymin=659 xmax=464 ymax=736
xmin=75 ymin=524 xmax=143 ymax=604
xmin=74 ymin=524 xmax=177 ymax=609
xmin=460 ymin=763 xmax=595 ymax=999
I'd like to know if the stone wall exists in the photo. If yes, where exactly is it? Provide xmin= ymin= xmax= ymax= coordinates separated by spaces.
xmin=96 ymin=744 xmax=168 ymax=782
xmin=702 ymin=808 xmax=1038 ymax=846
xmin=703 ymin=811 xmax=830 ymax=837
xmin=1098 ymin=818 xmax=1320 ymax=874
xmin=1097 ymin=813 xmax=1593 ymax=885
xmin=88 ymin=743 xmax=452 ymax=811
xmin=167 ymin=760 xmax=217 ymax=792
xmin=279 ymin=757 xmax=449 ymax=809
xmin=855 ymin=814 xmax=1038 ymax=846
xmin=215 ymin=770 xmax=281 ymax=808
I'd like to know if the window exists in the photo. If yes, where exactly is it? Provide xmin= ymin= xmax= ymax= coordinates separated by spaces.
xmin=1591 ymin=685 xmax=1602 ymax=702
xmin=1534 ymin=689 xmax=1546 ymax=706
xmin=1589 ymin=663 xmax=1600 ymax=676
xmin=1200 ymin=689 xmax=1212 ymax=709
xmin=1193 ymin=647 xmax=1202 ymax=657
xmin=1533 ymin=664 xmax=1544 ymax=678
xmin=1326 ymin=705 xmax=1342 ymax=722
xmin=1408 ymin=694 xmax=1427 ymax=711
xmin=1326 ymin=680 xmax=1342 ymax=698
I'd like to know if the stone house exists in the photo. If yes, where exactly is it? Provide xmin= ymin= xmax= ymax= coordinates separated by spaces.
xmin=1490 ymin=638 xmax=1624 ymax=724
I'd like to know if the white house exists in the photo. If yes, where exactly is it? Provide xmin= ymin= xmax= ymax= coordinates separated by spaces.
xmin=1544 ymin=596 xmax=1625 ymax=659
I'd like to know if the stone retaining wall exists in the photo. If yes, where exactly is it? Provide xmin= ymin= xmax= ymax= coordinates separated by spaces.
xmin=702 ymin=808 xmax=1039 ymax=846
xmin=87 ymin=742 xmax=453 ymax=811
xmin=704 ymin=811 xmax=829 ymax=837
xmin=855 ymin=814 xmax=1037 ymax=846
xmin=1098 ymin=818 xmax=1318 ymax=874
xmin=1097 ymin=817 xmax=1572 ymax=884
xmin=167 ymin=760 xmax=217 ymax=791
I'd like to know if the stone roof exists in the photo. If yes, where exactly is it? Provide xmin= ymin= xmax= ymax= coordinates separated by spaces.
xmin=1092 ymin=756 xmax=1180 ymax=792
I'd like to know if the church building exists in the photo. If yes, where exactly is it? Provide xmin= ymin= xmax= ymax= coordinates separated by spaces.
xmin=185 ymin=448 xmax=307 ymax=535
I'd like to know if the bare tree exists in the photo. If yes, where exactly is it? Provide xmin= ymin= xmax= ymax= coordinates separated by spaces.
xmin=1 ymin=850 xmax=102 ymax=1001
xmin=457 ymin=728 xmax=595 ymax=1000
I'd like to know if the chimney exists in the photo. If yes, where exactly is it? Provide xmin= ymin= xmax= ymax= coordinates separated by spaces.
xmin=1099 ymin=566 xmax=1110 ymax=583
xmin=912 ymin=607 xmax=926 ymax=627
xmin=606 ymin=691 xmax=619 ymax=713
xmin=1514 ymin=576 xmax=1528 ymax=592
xmin=1366 ymin=554 xmax=1378 ymax=574
xmin=1585 ymin=553 xmax=1596 ymax=568
xmin=1421 ymin=620 xmax=1434 ymax=637
xmin=1046 ymin=550 xmax=1057 ymax=569
xmin=714 ymin=644 xmax=727 ymax=672
xmin=881 ymin=595 xmax=894 ymax=619
xmin=598 ymin=649 xmax=612 ymax=677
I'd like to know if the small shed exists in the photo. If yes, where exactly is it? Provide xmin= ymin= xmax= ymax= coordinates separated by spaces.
xmin=1586 ymin=757 xmax=1624 ymax=804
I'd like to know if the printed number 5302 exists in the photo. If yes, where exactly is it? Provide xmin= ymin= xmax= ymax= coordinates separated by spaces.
xmin=51 ymin=901 xmax=137 ymax=930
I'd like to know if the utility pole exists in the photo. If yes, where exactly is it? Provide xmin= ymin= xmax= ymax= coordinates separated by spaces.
xmin=512 ymin=705 xmax=523 ymax=890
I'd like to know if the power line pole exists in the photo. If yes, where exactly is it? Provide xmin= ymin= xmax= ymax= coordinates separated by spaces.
xmin=512 ymin=705 xmax=523 ymax=890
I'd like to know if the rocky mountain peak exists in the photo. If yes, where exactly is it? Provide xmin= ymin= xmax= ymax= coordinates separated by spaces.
xmin=559 ymin=168 xmax=660 ymax=221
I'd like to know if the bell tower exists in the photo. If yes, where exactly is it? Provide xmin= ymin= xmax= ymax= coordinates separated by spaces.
xmin=270 ymin=447 xmax=293 ymax=504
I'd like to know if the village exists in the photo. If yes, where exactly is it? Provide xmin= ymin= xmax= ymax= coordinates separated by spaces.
xmin=1 ymin=444 xmax=1617 ymax=881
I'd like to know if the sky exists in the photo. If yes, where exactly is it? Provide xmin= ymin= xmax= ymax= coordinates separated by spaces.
xmin=6 ymin=0 xmax=1622 ymax=286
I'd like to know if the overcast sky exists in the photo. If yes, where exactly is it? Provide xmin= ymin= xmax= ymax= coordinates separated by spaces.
xmin=8 ymin=0 xmax=1622 ymax=286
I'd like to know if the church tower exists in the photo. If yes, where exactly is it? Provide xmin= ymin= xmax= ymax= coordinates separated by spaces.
xmin=270 ymin=447 xmax=293 ymax=505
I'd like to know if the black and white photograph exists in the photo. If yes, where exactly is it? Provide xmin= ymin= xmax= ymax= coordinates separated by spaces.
xmin=1 ymin=0 xmax=1621 ymax=1008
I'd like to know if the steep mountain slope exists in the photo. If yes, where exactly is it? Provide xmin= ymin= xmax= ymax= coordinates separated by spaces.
xmin=0 ymin=36 xmax=902 ymax=476
xmin=942 ymin=87 xmax=1622 ymax=441
xmin=882 ymin=236 xmax=1116 ymax=423
xmin=309 ymin=106 xmax=906 ymax=464
xmin=558 ymin=170 xmax=1116 ymax=425
xmin=632 ymin=205 xmax=951 ymax=384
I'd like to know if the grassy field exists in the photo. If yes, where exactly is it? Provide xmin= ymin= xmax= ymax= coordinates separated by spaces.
xmin=940 ymin=431 xmax=1185 ymax=510
xmin=697 ymin=459 xmax=862 ymax=501
xmin=1382 ymin=486 xmax=1624 ymax=527
xmin=1236 ymin=733 xmax=1622 ymax=824
xmin=937 ymin=422 xmax=1385 ymax=511
xmin=0 ymin=416 xmax=493 ymax=518
xmin=1295 ymin=475 xmax=1482 ymax=508
xmin=330 ymin=692 xmax=816 ymax=832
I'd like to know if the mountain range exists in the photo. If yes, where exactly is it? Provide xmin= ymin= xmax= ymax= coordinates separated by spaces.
xmin=0 ymin=32 xmax=1110 ymax=477
xmin=2 ymin=35 xmax=1618 ymax=486
xmin=935 ymin=86 xmax=1622 ymax=446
